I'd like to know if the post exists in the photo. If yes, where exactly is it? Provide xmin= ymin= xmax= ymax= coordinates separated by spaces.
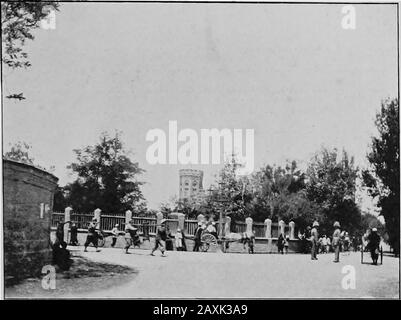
xmin=264 ymin=218 xmax=272 ymax=253
xmin=64 ymin=207 xmax=72 ymax=243
xmin=289 ymin=221 xmax=295 ymax=239
xmin=125 ymin=210 xmax=132 ymax=227
xmin=224 ymin=216 xmax=231 ymax=236
xmin=177 ymin=212 xmax=185 ymax=232
xmin=279 ymin=220 xmax=285 ymax=237
xmin=94 ymin=208 xmax=101 ymax=229
xmin=219 ymin=209 xmax=223 ymax=239
xmin=156 ymin=212 xmax=163 ymax=225
xmin=40 ymin=203 xmax=45 ymax=219
xmin=245 ymin=217 xmax=253 ymax=236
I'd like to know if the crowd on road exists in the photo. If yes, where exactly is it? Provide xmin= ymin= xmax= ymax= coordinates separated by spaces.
xmin=51 ymin=216 xmax=383 ymax=266
xmin=299 ymin=220 xmax=382 ymax=265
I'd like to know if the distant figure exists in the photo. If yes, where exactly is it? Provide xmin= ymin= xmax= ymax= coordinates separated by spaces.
xmin=367 ymin=228 xmax=381 ymax=265
xmin=69 ymin=223 xmax=79 ymax=246
xmin=343 ymin=232 xmax=350 ymax=252
xmin=111 ymin=224 xmax=119 ymax=248
xmin=193 ymin=222 xmax=203 ymax=252
xmin=181 ymin=229 xmax=188 ymax=251
xmin=124 ymin=220 xmax=139 ymax=254
xmin=142 ymin=221 xmax=150 ymax=241
xmin=321 ymin=235 xmax=328 ymax=254
xmin=332 ymin=221 xmax=341 ymax=263
xmin=326 ymin=236 xmax=331 ymax=253
xmin=284 ymin=235 xmax=290 ymax=254
xmin=303 ymin=226 xmax=312 ymax=254
xmin=310 ymin=221 xmax=319 ymax=260
xmin=207 ymin=221 xmax=218 ymax=239
xmin=277 ymin=234 xmax=285 ymax=254
xmin=55 ymin=219 xmax=71 ymax=249
xmin=84 ymin=218 xmax=100 ymax=252
xmin=175 ymin=228 xmax=184 ymax=251
xmin=165 ymin=225 xmax=174 ymax=251
xmin=151 ymin=219 xmax=167 ymax=256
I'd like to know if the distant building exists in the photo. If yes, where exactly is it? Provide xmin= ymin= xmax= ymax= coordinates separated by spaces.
xmin=179 ymin=169 xmax=203 ymax=202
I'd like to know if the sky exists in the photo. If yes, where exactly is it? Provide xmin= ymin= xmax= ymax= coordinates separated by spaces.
xmin=2 ymin=2 xmax=398 ymax=210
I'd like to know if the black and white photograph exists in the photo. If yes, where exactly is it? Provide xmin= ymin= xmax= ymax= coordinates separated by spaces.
xmin=1 ymin=0 xmax=400 ymax=301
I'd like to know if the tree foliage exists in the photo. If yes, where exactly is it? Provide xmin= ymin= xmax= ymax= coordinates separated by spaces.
xmin=62 ymin=132 xmax=145 ymax=214
xmin=1 ymin=1 xmax=59 ymax=99
xmin=363 ymin=98 xmax=399 ymax=254
xmin=306 ymin=147 xmax=361 ymax=235
xmin=3 ymin=141 xmax=35 ymax=164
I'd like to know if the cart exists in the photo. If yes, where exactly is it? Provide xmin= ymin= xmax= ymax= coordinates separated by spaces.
xmin=361 ymin=244 xmax=383 ymax=265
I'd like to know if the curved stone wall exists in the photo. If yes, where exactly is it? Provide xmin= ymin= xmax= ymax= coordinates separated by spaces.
xmin=3 ymin=159 xmax=58 ymax=283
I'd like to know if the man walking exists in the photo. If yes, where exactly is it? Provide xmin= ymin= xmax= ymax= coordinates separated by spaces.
xmin=367 ymin=228 xmax=381 ymax=265
xmin=151 ymin=219 xmax=167 ymax=256
xmin=124 ymin=220 xmax=138 ymax=254
xmin=84 ymin=218 xmax=100 ymax=252
xmin=332 ymin=221 xmax=341 ymax=263
xmin=69 ymin=222 xmax=79 ymax=246
xmin=310 ymin=221 xmax=319 ymax=260
xmin=111 ymin=224 xmax=120 ymax=248
xmin=193 ymin=222 xmax=203 ymax=252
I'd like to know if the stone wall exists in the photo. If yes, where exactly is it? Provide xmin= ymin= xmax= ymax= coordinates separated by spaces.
xmin=3 ymin=159 xmax=58 ymax=283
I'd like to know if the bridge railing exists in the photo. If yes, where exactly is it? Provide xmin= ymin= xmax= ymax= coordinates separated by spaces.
xmin=51 ymin=210 xmax=296 ymax=239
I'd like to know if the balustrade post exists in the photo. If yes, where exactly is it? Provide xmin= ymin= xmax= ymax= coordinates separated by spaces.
xmin=289 ymin=221 xmax=295 ymax=239
xmin=64 ymin=207 xmax=72 ymax=243
xmin=94 ymin=208 xmax=101 ymax=230
xmin=264 ymin=218 xmax=272 ymax=253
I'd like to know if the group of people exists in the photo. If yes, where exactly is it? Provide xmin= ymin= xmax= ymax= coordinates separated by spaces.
xmin=277 ymin=234 xmax=290 ymax=254
xmin=55 ymin=216 xmax=383 ymax=265
xmin=304 ymin=220 xmax=381 ymax=264
xmin=193 ymin=220 xmax=218 ymax=251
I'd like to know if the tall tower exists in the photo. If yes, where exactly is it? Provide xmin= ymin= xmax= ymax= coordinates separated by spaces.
xmin=179 ymin=169 xmax=204 ymax=202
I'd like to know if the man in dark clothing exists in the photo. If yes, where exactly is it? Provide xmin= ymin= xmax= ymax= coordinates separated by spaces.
xmin=84 ymin=218 xmax=100 ymax=252
xmin=367 ymin=228 xmax=381 ymax=265
xmin=55 ymin=220 xmax=71 ymax=249
xmin=193 ymin=222 xmax=203 ymax=252
xmin=142 ymin=221 xmax=150 ymax=241
xmin=69 ymin=223 xmax=79 ymax=246
xmin=151 ymin=219 xmax=167 ymax=256
xmin=277 ymin=234 xmax=285 ymax=254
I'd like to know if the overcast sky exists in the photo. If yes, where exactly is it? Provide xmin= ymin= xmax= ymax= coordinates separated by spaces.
xmin=2 ymin=3 xmax=398 ymax=210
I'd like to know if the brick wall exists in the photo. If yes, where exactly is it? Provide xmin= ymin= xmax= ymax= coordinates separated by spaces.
xmin=3 ymin=159 xmax=58 ymax=283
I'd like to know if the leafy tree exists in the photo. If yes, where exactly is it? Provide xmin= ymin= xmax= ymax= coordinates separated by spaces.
xmin=1 ymin=1 xmax=59 ymax=99
xmin=53 ymin=186 xmax=68 ymax=212
xmin=64 ymin=132 xmax=145 ymax=214
xmin=209 ymin=156 xmax=253 ymax=222
xmin=3 ymin=141 xmax=34 ymax=164
xmin=306 ymin=147 xmax=361 ymax=235
xmin=360 ymin=213 xmax=385 ymax=237
xmin=363 ymin=98 xmax=399 ymax=255
xmin=251 ymin=161 xmax=306 ymax=222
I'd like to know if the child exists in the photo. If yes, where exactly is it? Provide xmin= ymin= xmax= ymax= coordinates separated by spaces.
xmin=111 ymin=224 xmax=119 ymax=248
xmin=284 ymin=235 xmax=290 ymax=254
xmin=175 ymin=228 xmax=184 ymax=251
